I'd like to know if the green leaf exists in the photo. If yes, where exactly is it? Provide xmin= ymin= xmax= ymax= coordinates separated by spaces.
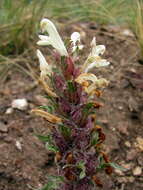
xmin=97 ymin=161 xmax=127 ymax=171
xmin=97 ymin=156 xmax=108 ymax=170
xmin=41 ymin=176 xmax=64 ymax=190
xmin=39 ymin=105 xmax=54 ymax=113
xmin=48 ymin=176 xmax=64 ymax=182
xmin=77 ymin=161 xmax=86 ymax=179
xmin=98 ymin=163 xmax=109 ymax=170
xmin=59 ymin=124 xmax=71 ymax=138
xmin=79 ymin=170 xmax=86 ymax=179
xmin=82 ymin=103 xmax=94 ymax=113
xmin=36 ymin=134 xmax=59 ymax=153
xmin=91 ymin=131 xmax=99 ymax=146
xmin=67 ymin=81 xmax=76 ymax=92
xmin=109 ymin=162 xmax=127 ymax=171
xmin=52 ymin=67 xmax=60 ymax=73
xmin=45 ymin=143 xmax=59 ymax=153
xmin=36 ymin=134 xmax=52 ymax=143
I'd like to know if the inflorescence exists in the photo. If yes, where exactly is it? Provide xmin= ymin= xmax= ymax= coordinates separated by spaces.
xmin=32 ymin=18 xmax=115 ymax=190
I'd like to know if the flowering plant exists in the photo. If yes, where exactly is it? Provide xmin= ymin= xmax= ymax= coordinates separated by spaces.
xmin=32 ymin=18 xmax=118 ymax=190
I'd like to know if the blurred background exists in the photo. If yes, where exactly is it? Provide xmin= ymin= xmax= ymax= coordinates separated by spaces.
xmin=0 ymin=0 xmax=143 ymax=190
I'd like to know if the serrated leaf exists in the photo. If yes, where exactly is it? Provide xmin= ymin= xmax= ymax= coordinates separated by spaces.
xmin=109 ymin=162 xmax=127 ymax=171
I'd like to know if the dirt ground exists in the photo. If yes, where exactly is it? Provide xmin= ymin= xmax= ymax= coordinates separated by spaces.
xmin=0 ymin=22 xmax=143 ymax=190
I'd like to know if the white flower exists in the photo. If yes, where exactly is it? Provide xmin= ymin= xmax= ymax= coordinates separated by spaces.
xmin=82 ymin=37 xmax=110 ymax=72
xmin=70 ymin=32 xmax=84 ymax=53
xmin=71 ymin=32 xmax=80 ymax=45
xmin=90 ymin=37 xmax=105 ymax=56
xmin=37 ymin=18 xmax=68 ymax=56
xmin=37 ymin=49 xmax=52 ymax=80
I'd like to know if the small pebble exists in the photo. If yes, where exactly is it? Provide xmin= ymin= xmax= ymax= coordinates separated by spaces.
xmin=128 ymin=176 xmax=135 ymax=183
xmin=5 ymin=107 xmax=13 ymax=114
xmin=121 ymin=29 xmax=134 ymax=37
xmin=125 ymin=141 xmax=131 ymax=148
xmin=133 ymin=166 xmax=142 ymax=176
xmin=12 ymin=98 xmax=28 ymax=110
xmin=115 ymin=169 xmax=124 ymax=176
xmin=0 ymin=121 xmax=8 ymax=132
xmin=15 ymin=141 xmax=22 ymax=151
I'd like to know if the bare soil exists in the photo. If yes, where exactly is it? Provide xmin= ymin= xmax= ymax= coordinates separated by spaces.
xmin=0 ymin=22 xmax=143 ymax=190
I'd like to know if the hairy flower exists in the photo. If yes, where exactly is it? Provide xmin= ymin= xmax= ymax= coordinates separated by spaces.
xmin=75 ymin=73 xmax=109 ymax=95
xmin=82 ymin=37 xmax=110 ymax=72
xmin=37 ymin=18 xmax=68 ymax=56
xmin=37 ymin=49 xmax=52 ymax=80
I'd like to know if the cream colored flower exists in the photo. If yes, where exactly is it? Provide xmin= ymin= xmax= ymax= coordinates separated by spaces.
xmin=90 ymin=37 xmax=105 ymax=56
xmin=75 ymin=73 xmax=109 ymax=95
xmin=70 ymin=32 xmax=84 ymax=53
xmin=37 ymin=49 xmax=52 ymax=80
xmin=37 ymin=18 xmax=68 ymax=56
xmin=82 ymin=37 xmax=110 ymax=72
xmin=75 ymin=73 xmax=98 ymax=84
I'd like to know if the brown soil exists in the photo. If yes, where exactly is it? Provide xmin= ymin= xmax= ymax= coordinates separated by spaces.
xmin=0 ymin=22 xmax=143 ymax=190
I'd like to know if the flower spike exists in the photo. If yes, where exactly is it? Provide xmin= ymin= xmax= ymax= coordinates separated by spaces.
xmin=34 ymin=19 xmax=115 ymax=190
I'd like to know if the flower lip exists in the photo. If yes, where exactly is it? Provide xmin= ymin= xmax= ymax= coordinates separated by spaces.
xmin=40 ymin=18 xmax=54 ymax=33
xmin=36 ymin=49 xmax=52 ymax=80
xmin=38 ymin=18 xmax=68 ymax=56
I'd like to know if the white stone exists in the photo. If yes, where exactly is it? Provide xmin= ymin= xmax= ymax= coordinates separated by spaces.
xmin=121 ymin=29 xmax=134 ymax=37
xmin=12 ymin=98 xmax=28 ymax=110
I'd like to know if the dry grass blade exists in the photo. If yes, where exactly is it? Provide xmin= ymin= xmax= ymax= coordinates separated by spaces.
xmin=0 ymin=54 xmax=38 ymax=82
xmin=31 ymin=109 xmax=62 ymax=124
